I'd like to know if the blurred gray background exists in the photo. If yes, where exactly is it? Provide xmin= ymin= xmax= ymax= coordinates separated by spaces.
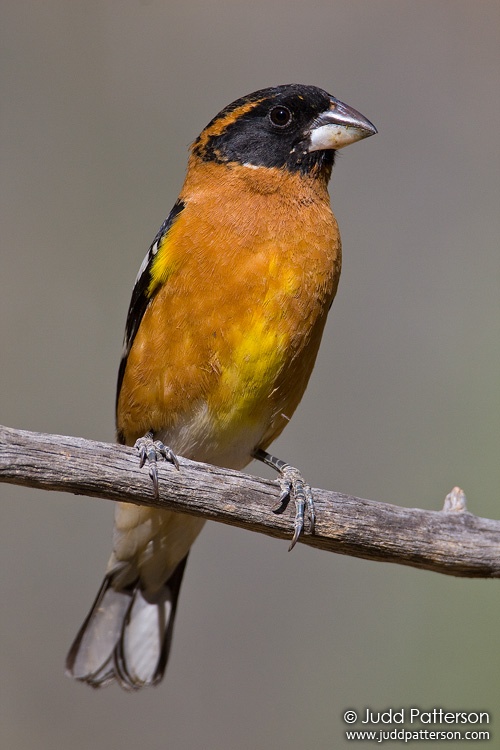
xmin=1 ymin=2 xmax=499 ymax=748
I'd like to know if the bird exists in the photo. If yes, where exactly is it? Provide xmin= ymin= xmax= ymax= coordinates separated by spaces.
xmin=65 ymin=83 xmax=376 ymax=690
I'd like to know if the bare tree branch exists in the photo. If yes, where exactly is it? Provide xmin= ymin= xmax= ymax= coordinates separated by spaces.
xmin=1 ymin=424 xmax=499 ymax=578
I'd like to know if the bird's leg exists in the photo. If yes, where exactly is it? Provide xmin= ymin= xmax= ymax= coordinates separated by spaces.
xmin=252 ymin=448 xmax=315 ymax=551
xmin=134 ymin=430 xmax=179 ymax=497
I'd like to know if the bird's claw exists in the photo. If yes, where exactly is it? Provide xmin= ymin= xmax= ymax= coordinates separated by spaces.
xmin=275 ymin=465 xmax=315 ymax=551
xmin=134 ymin=431 xmax=179 ymax=498
xmin=253 ymin=449 xmax=316 ymax=550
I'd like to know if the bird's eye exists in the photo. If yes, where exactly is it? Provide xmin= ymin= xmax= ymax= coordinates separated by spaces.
xmin=269 ymin=106 xmax=292 ymax=128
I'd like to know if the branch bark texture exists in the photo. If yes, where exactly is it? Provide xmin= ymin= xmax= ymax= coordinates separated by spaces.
xmin=1 ymin=425 xmax=499 ymax=578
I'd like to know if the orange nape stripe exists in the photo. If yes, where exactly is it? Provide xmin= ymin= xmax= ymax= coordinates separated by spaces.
xmin=193 ymin=98 xmax=264 ymax=156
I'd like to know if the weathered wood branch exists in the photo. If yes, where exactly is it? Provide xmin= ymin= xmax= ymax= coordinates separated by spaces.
xmin=1 ymin=424 xmax=499 ymax=578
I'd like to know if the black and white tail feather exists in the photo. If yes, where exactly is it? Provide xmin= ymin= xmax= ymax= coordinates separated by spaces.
xmin=66 ymin=557 xmax=188 ymax=690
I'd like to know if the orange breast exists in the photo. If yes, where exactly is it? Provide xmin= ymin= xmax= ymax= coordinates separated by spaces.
xmin=117 ymin=159 xmax=341 ymax=462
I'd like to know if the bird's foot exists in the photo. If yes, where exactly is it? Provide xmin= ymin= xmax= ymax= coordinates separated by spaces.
xmin=276 ymin=464 xmax=315 ymax=550
xmin=253 ymin=449 xmax=315 ymax=551
xmin=134 ymin=430 xmax=179 ymax=497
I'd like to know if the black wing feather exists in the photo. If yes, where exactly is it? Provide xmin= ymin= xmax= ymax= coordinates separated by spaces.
xmin=115 ymin=199 xmax=185 ymax=422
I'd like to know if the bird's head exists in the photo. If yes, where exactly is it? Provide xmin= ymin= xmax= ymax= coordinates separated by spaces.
xmin=192 ymin=83 xmax=376 ymax=180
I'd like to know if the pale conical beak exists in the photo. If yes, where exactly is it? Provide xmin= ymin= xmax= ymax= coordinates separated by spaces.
xmin=308 ymin=97 xmax=377 ymax=152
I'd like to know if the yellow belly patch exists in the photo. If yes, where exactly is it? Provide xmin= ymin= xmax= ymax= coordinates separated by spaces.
xmin=215 ymin=311 xmax=287 ymax=428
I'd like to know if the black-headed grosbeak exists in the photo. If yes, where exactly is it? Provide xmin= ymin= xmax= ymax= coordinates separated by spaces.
xmin=66 ymin=84 xmax=376 ymax=690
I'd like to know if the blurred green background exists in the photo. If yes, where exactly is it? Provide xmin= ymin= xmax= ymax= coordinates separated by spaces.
xmin=1 ymin=2 xmax=499 ymax=748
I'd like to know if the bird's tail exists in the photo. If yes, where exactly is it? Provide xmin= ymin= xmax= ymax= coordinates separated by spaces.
xmin=65 ymin=556 xmax=188 ymax=690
